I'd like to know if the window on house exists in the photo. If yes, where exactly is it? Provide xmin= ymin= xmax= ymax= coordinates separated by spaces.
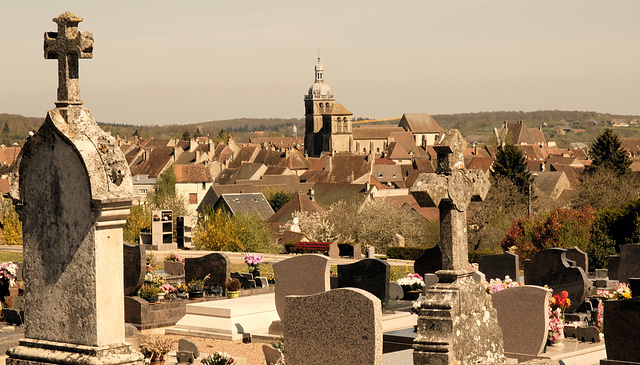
xmin=189 ymin=193 xmax=197 ymax=205
xmin=378 ymin=173 xmax=383 ymax=178
xmin=392 ymin=173 xmax=396 ymax=178
xmin=138 ymin=188 xmax=147 ymax=195
xmin=202 ymin=182 xmax=206 ymax=190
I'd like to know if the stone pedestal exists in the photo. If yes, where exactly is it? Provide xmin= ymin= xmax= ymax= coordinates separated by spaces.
xmin=413 ymin=270 xmax=507 ymax=365
xmin=7 ymin=339 xmax=143 ymax=365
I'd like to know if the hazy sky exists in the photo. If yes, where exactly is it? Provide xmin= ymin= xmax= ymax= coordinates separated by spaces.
xmin=2 ymin=1 xmax=639 ymax=126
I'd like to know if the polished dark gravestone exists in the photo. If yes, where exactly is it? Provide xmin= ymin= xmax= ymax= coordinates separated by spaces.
xmin=601 ymin=297 xmax=640 ymax=364
xmin=185 ymin=253 xmax=230 ymax=295
xmin=608 ymin=255 xmax=620 ymax=281
xmin=337 ymin=258 xmax=390 ymax=305
xmin=478 ymin=252 xmax=519 ymax=281
xmin=413 ymin=245 xmax=442 ymax=276
xmin=566 ymin=246 xmax=588 ymax=274
xmin=123 ymin=242 xmax=146 ymax=296
xmin=524 ymin=248 xmax=588 ymax=313
xmin=616 ymin=244 xmax=640 ymax=284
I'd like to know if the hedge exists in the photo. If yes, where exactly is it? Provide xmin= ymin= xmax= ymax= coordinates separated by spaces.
xmin=386 ymin=247 xmax=428 ymax=260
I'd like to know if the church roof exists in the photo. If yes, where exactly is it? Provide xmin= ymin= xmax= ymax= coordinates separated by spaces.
xmin=329 ymin=103 xmax=352 ymax=115
xmin=399 ymin=113 xmax=442 ymax=134
xmin=352 ymin=126 xmax=404 ymax=140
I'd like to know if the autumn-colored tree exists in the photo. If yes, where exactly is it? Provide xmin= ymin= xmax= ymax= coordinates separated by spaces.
xmin=1 ymin=198 xmax=22 ymax=245
xmin=500 ymin=207 xmax=596 ymax=262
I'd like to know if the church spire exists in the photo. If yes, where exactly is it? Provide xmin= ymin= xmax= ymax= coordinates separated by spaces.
xmin=315 ymin=57 xmax=324 ymax=82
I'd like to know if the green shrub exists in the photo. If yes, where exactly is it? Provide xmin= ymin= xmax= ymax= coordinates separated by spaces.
xmin=386 ymin=247 xmax=428 ymax=260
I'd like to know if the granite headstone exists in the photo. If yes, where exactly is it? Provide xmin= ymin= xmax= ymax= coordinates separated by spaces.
xmin=602 ymin=297 xmax=640 ymax=363
xmin=524 ymin=248 xmax=588 ymax=312
xmin=566 ymin=246 xmax=588 ymax=274
xmin=284 ymin=288 xmax=382 ymax=365
xmin=413 ymin=245 xmax=442 ymax=277
xmin=491 ymin=285 xmax=550 ymax=356
xmin=388 ymin=282 xmax=404 ymax=301
xmin=478 ymin=252 xmax=519 ymax=282
xmin=272 ymin=254 xmax=330 ymax=319
xmin=123 ymin=242 xmax=146 ymax=296
xmin=185 ymin=253 xmax=230 ymax=294
xmin=608 ymin=255 xmax=621 ymax=281
xmin=337 ymin=258 xmax=390 ymax=305
xmin=616 ymin=244 xmax=640 ymax=284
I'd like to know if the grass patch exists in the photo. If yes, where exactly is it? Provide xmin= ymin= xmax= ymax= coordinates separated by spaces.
xmin=0 ymin=251 xmax=22 ymax=263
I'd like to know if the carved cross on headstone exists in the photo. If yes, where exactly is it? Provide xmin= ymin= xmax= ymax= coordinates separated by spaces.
xmin=44 ymin=11 xmax=93 ymax=108
xmin=410 ymin=129 xmax=490 ymax=273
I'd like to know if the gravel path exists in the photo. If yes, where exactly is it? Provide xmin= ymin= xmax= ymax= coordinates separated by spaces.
xmin=164 ymin=334 xmax=268 ymax=365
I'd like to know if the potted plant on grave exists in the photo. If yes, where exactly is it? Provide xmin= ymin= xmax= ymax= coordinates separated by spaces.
xmin=139 ymin=334 xmax=174 ymax=364
xmin=244 ymin=253 xmax=264 ymax=278
xmin=175 ymin=284 xmax=189 ymax=299
xmin=158 ymin=284 xmax=177 ymax=301
xmin=146 ymin=252 xmax=156 ymax=273
xmin=201 ymin=351 xmax=235 ymax=365
xmin=187 ymin=274 xmax=210 ymax=299
xmin=163 ymin=253 xmax=185 ymax=276
xmin=226 ymin=278 xmax=241 ymax=299
xmin=397 ymin=273 xmax=425 ymax=300
xmin=138 ymin=283 xmax=159 ymax=303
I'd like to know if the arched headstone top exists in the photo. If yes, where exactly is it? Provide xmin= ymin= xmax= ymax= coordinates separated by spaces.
xmin=10 ymin=107 xmax=133 ymax=205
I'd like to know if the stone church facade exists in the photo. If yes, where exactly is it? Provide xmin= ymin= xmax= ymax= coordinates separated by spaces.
xmin=304 ymin=59 xmax=353 ymax=157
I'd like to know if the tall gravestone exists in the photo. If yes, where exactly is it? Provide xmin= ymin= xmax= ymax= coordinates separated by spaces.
xmin=478 ymin=252 xmax=519 ymax=282
xmin=524 ymin=248 xmax=588 ymax=313
xmin=410 ymin=130 xmax=506 ymax=365
xmin=616 ymin=244 xmax=640 ymax=283
xmin=185 ymin=253 xmax=230 ymax=295
xmin=6 ymin=12 xmax=143 ymax=364
xmin=123 ymin=242 xmax=146 ymax=296
xmin=337 ymin=258 xmax=390 ymax=305
xmin=273 ymin=254 xmax=330 ymax=320
xmin=284 ymin=288 xmax=382 ymax=365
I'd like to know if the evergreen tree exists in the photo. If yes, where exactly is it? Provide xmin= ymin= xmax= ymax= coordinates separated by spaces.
xmin=587 ymin=129 xmax=631 ymax=175
xmin=182 ymin=130 xmax=191 ymax=141
xmin=133 ymin=129 xmax=140 ymax=137
xmin=2 ymin=123 xmax=9 ymax=134
xmin=193 ymin=128 xmax=202 ymax=138
xmin=491 ymin=144 xmax=532 ymax=197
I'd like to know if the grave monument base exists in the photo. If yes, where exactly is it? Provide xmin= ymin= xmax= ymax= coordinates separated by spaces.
xmin=413 ymin=270 xmax=509 ymax=364
xmin=6 ymin=338 xmax=144 ymax=365
xmin=601 ymin=360 xmax=640 ymax=365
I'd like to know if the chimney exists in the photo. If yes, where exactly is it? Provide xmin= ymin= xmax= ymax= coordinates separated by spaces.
xmin=324 ymin=154 xmax=332 ymax=171
xmin=308 ymin=188 xmax=315 ymax=201
xmin=189 ymin=138 xmax=196 ymax=152
xmin=195 ymin=149 xmax=201 ymax=163
xmin=472 ymin=142 xmax=477 ymax=155
xmin=173 ymin=146 xmax=179 ymax=162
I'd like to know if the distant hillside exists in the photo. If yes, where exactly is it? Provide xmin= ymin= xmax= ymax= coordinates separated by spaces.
xmin=4 ymin=110 xmax=640 ymax=148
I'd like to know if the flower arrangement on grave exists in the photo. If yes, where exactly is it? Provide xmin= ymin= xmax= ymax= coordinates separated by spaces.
xmin=468 ymin=263 xmax=479 ymax=271
xmin=411 ymin=299 xmax=422 ymax=316
xmin=597 ymin=282 xmax=631 ymax=300
xmin=244 ymin=253 xmax=264 ymax=273
xmin=145 ymin=272 xmax=166 ymax=287
xmin=0 ymin=261 xmax=19 ymax=287
xmin=188 ymin=274 xmax=211 ymax=293
xmin=267 ymin=273 xmax=275 ymax=284
xmin=139 ymin=334 xmax=174 ymax=363
xmin=138 ymin=283 xmax=159 ymax=302
xmin=484 ymin=275 xmax=523 ymax=294
xmin=164 ymin=253 xmax=184 ymax=263
xmin=547 ymin=291 xmax=570 ymax=344
xmin=201 ymin=351 xmax=235 ymax=365
xmin=397 ymin=273 xmax=425 ymax=292
xmin=175 ymin=284 xmax=188 ymax=293
xmin=159 ymin=284 xmax=177 ymax=294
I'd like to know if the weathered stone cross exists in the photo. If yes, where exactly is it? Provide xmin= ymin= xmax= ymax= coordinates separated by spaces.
xmin=44 ymin=11 xmax=93 ymax=107
xmin=410 ymin=129 xmax=490 ymax=273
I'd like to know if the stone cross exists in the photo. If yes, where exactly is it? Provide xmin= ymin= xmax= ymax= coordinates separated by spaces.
xmin=44 ymin=11 xmax=93 ymax=107
xmin=410 ymin=129 xmax=489 ymax=272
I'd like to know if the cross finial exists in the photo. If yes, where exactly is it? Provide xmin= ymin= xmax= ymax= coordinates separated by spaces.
xmin=44 ymin=11 xmax=93 ymax=108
